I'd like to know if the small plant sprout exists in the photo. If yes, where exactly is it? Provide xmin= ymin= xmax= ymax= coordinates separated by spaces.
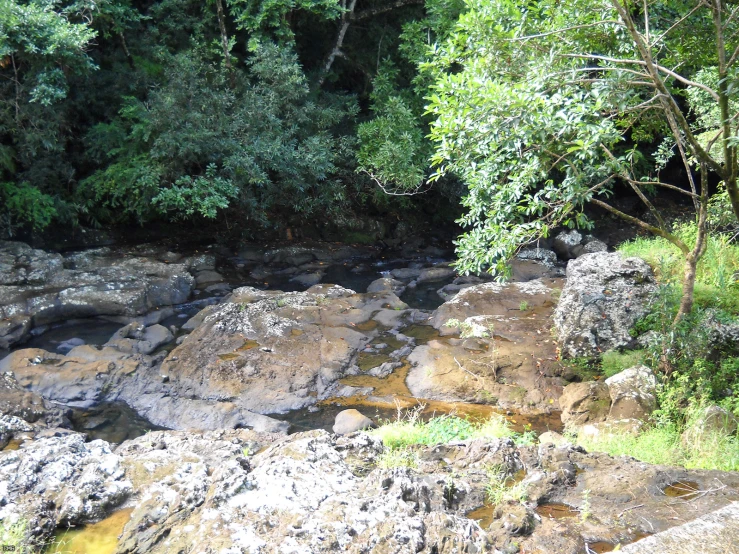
xmin=519 ymin=300 xmax=529 ymax=311
xmin=579 ymin=489 xmax=591 ymax=523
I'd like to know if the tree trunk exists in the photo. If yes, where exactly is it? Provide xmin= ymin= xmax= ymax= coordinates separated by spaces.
xmin=675 ymin=254 xmax=698 ymax=322
xmin=214 ymin=0 xmax=234 ymax=86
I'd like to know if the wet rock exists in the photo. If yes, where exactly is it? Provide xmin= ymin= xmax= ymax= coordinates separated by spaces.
xmin=552 ymin=230 xmax=583 ymax=259
xmin=553 ymin=252 xmax=657 ymax=357
xmin=366 ymin=277 xmax=405 ymax=295
xmin=559 ymin=381 xmax=611 ymax=426
xmin=105 ymin=322 xmax=174 ymax=355
xmin=390 ymin=267 xmax=422 ymax=281
xmin=194 ymin=269 xmax=223 ymax=286
xmin=0 ymin=372 xmax=68 ymax=428
xmin=604 ymin=365 xmax=657 ymax=421
xmin=333 ymin=409 xmax=375 ymax=435
xmin=56 ymin=337 xmax=85 ymax=354
xmin=0 ymin=241 xmax=195 ymax=348
xmin=290 ymin=271 xmax=324 ymax=287
xmin=417 ymin=266 xmax=456 ymax=284
xmin=408 ymin=279 xmax=564 ymax=412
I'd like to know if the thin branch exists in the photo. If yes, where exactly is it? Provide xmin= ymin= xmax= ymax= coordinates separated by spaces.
xmin=352 ymin=0 xmax=424 ymax=21
xmin=590 ymin=198 xmax=689 ymax=254
xmin=509 ymin=21 xmax=622 ymax=41
xmin=651 ymin=3 xmax=703 ymax=45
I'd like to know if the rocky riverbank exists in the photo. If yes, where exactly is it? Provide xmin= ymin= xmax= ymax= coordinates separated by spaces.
xmin=1 ymin=235 xmax=738 ymax=553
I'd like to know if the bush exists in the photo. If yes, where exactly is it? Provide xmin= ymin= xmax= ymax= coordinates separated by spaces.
xmin=600 ymin=350 xmax=645 ymax=379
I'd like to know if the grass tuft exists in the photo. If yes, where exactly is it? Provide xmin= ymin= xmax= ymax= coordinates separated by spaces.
xmin=372 ymin=409 xmax=515 ymax=450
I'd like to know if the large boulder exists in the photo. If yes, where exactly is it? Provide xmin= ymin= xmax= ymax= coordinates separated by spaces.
xmin=604 ymin=365 xmax=657 ymax=421
xmin=0 ymin=241 xmax=195 ymax=348
xmin=333 ymin=409 xmax=375 ymax=434
xmin=559 ymin=381 xmax=611 ymax=426
xmin=553 ymin=252 xmax=657 ymax=357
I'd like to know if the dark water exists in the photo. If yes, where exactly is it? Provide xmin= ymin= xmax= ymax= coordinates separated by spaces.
xmin=399 ymin=280 xmax=447 ymax=311
xmin=69 ymin=402 xmax=166 ymax=444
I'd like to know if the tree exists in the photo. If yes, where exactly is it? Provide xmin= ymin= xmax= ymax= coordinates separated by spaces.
xmin=426 ymin=0 xmax=739 ymax=319
xmin=0 ymin=0 xmax=98 ymax=233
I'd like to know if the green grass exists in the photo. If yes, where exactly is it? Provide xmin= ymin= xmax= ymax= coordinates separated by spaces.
xmin=377 ymin=447 xmax=419 ymax=469
xmin=372 ymin=411 xmax=516 ymax=450
xmin=618 ymin=224 xmax=739 ymax=315
xmin=574 ymin=424 xmax=739 ymax=472
xmin=600 ymin=350 xmax=645 ymax=378
xmin=485 ymin=466 xmax=529 ymax=505
xmin=0 ymin=519 xmax=34 ymax=554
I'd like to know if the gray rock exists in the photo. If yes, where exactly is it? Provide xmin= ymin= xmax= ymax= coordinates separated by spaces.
xmin=687 ymin=405 xmax=738 ymax=437
xmin=581 ymin=239 xmax=608 ymax=255
xmin=56 ymin=337 xmax=85 ymax=354
xmin=553 ymin=252 xmax=657 ymax=357
xmin=366 ymin=277 xmax=405 ymax=295
xmin=333 ymin=409 xmax=375 ymax=434
xmin=604 ymin=365 xmax=657 ymax=421
xmin=620 ymin=502 xmax=739 ymax=554
xmin=390 ymin=268 xmax=422 ymax=280
xmin=194 ymin=269 xmax=223 ymax=286
xmin=416 ymin=266 xmax=456 ymax=284
xmin=516 ymin=247 xmax=558 ymax=266
xmin=552 ymin=230 xmax=583 ymax=259
xmin=290 ymin=271 xmax=324 ymax=287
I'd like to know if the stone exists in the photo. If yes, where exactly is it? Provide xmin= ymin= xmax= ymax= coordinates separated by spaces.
xmin=619 ymin=502 xmax=739 ymax=554
xmin=416 ymin=266 xmax=456 ymax=284
xmin=333 ymin=409 xmax=375 ymax=434
xmin=56 ymin=337 xmax=85 ymax=354
xmin=366 ymin=277 xmax=405 ymax=295
xmin=538 ymin=431 xmax=569 ymax=447
xmin=581 ymin=239 xmax=608 ymax=255
xmin=559 ymin=381 xmax=611 ymax=426
xmin=552 ymin=230 xmax=583 ymax=259
xmin=604 ymin=365 xmax=657 ymax=421
xmin=516 ymin=247 xmax=558 ymax=266
xmin=390 ymin=268 xmax=422 ymax=280
xmin=553 ymin=252 xmax=657 ymax=357
xmin=290 ymin=271 xmax=324 ymax=287
xmin=194 ymin=269 xmax=223 ymax=286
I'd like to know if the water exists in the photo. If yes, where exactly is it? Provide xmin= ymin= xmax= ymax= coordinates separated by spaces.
xmin=69 ymin=402 xmax=166 ymax=444
xmin=0 ymin=320 xmax=124 ymax=361
xmin=46 ymin=508 xmax=133 ymax=554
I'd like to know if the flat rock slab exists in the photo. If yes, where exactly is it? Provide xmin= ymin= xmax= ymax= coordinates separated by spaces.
xmin=620 ymin=502 xmax=739 ymax=553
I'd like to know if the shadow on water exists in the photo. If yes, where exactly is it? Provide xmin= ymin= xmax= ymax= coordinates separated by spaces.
xmin=69 ymin=403 xmax=166 ymax=444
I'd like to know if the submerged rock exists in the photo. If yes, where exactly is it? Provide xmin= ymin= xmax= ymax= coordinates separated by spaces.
xmin=553 ymin=252 xmax=657 ymax=357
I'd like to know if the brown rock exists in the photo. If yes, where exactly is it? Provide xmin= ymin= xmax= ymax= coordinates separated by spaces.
xmin=333 ymin=409 xmax=375 ymax=435
xmin=559 ymin=381 xmax=611 ymax=426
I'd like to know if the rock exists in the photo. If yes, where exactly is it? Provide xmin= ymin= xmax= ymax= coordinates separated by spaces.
xmin=0 ymin=372 xmax=69 ymax=428
xmin=0 ymin=433 xmax=131 ymax=548
xmin=105 ymin=323 xmax=174 ymax=355
xmin=552 ymin=230 xmax=583 ymax=259
xmin=333 ymin=409 xmax=375 ymax=434
xmin=619 ymin=502 xmax=739 ymax=554
xmin=538 ymin=431 xmax=569 ymax=447
xmin=194 ymin=269 xmax=223 ymax=286
xmin=406 ymin=279 xmax=564 ymax=412
xmin=0 ymin=241 xmax=195 ymax=348
xmin=416 ymin=266 xmax=456 ymax=284
xmin=56 ymin=337 xmax=85 ymax=354
xmin=516 ymin=247 xmax=558 ymax=266
xmin=559 ymin=381 xmax=611 ymax=426
xmin=290 ymin=271 xmax=324 ymax=287
xmin=366 ymin=277 xmax=405 ymax=295
xmin=390 ymin=268 xmax=422 ymax=281
xmin=604 ymin=365 xmax=657 ymax=421
xmin=553 ymin=252 xmax=657 ymax=357
xmin=581 ymin=239 xmax=608 ymax=255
